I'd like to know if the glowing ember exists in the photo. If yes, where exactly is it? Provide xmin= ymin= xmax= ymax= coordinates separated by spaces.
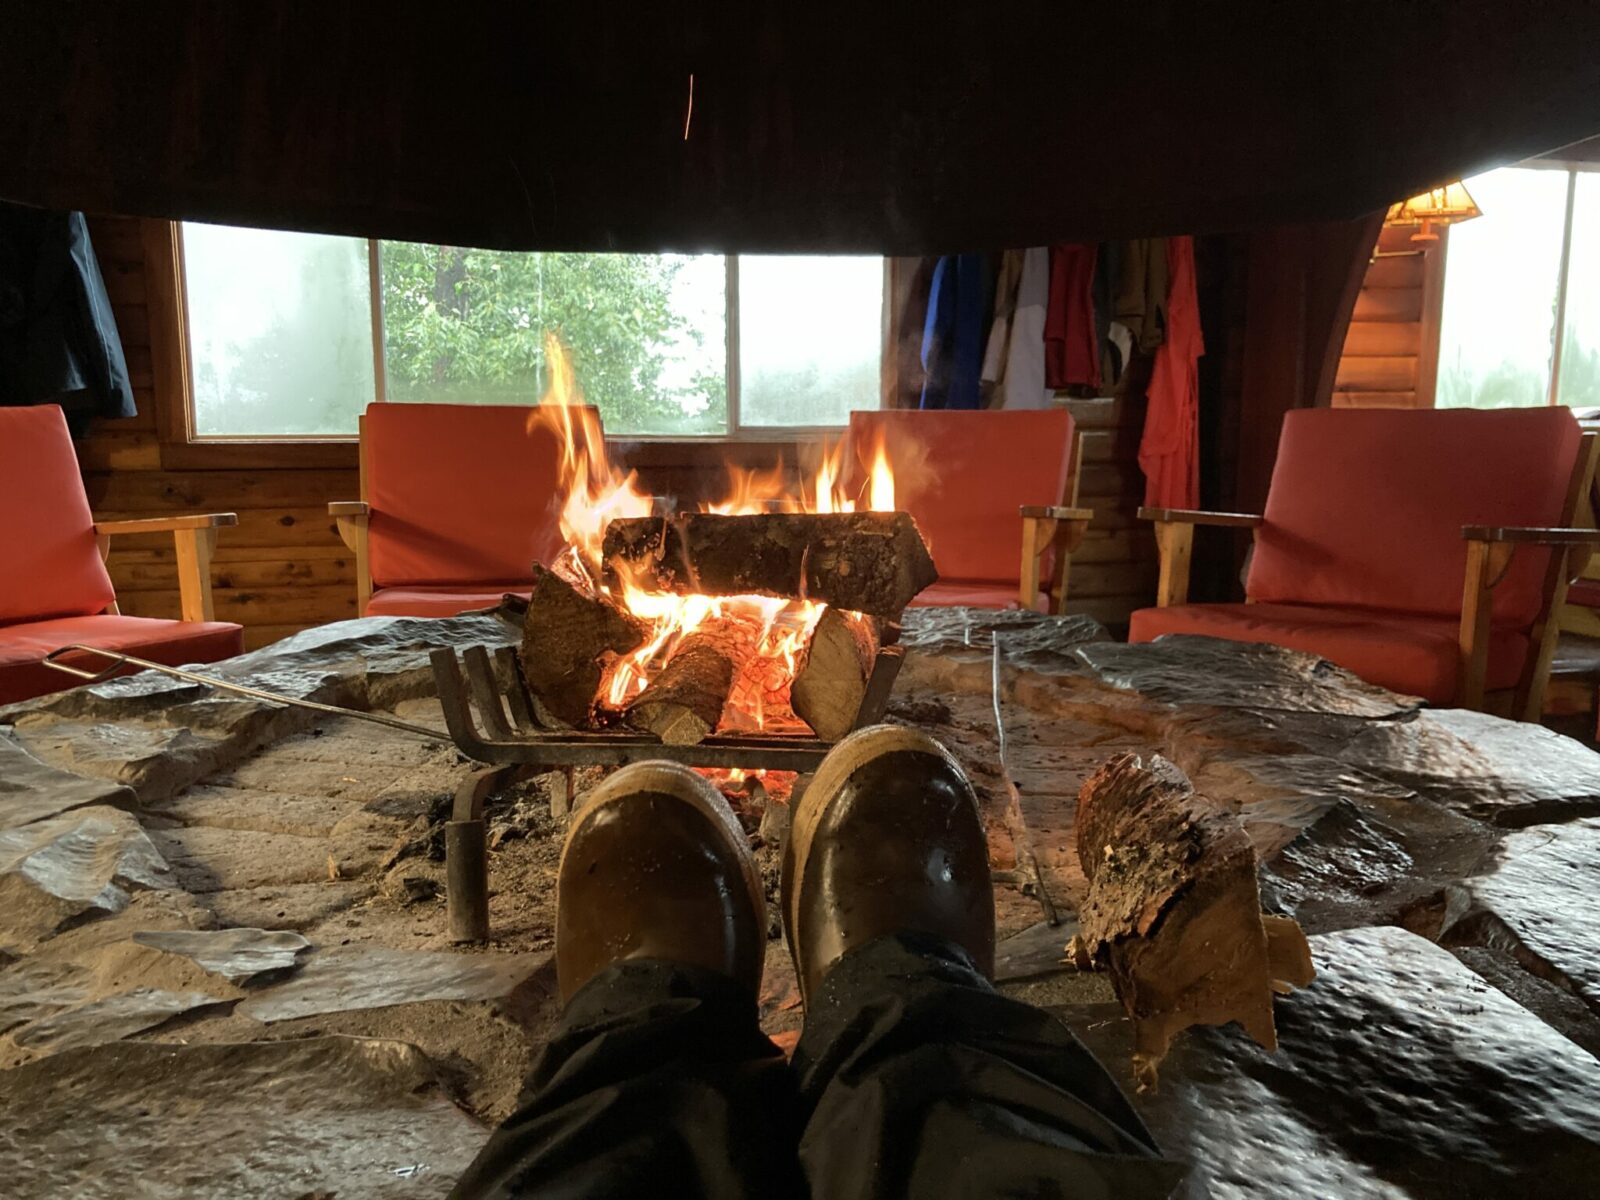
xmin=526 ymin=335 xmax=895 ymax=729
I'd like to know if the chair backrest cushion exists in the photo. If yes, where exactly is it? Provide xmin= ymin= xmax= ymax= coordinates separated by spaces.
xmin=365 ymin=402 xmax=593 ymax=588
xmin=846 ymin=409 xmax=1075 ymax=582
xmin=0 ymin=405 xmax=117 ymax=623
xmin=1247 ymin=406 xmax=1582 ymax=625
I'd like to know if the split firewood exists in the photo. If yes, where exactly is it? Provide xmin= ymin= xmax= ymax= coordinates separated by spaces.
xmin=625 ymin=615 xmax=762 ymax=745
xmin=1072 ymin=752 xmax=1314 ymax=1090
xmin=601 ymin=512 xmax=938 ymax=617
xmin=519 ymin=563 xmax=647 ymax=728
xmin=791 ymin=607 xmax=881 ymax=741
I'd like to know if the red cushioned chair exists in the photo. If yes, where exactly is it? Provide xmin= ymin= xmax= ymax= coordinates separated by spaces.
xmin=1130 ymin=407 xmax=1600 ymax=718
xmin=329 ymin=403 xmax=595 ymax=617
xmin=0 ymin=405 xmax=242 ymax=704
xmin=843 ymin=409 xmax=1092 ymax=613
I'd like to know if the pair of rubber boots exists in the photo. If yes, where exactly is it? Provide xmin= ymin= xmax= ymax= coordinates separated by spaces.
xmin=556 ymin=725 xmax=994 ymax=1006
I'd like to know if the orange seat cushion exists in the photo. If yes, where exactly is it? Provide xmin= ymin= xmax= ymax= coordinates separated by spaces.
xmin=363 ymin=403 xmax=597 ymax=588
xmin=1568 ymin=579 xmax=1600 ymax=609
xmin=1247 ymin=407 xmax=1581 ymax=626
xmin=845 ymin=409 xmax=1075 ymax=586
xmin=910 ymin=580 xmax=1045 ymax=611
xmin=366 ymin=584 xmax=532 ymax=618
xmin=0 ymin=406 xmax=118 ymax=623
xmin=0 ymin=615 xmax=244 ymax=705
xmin=1128 ymin=602 xmax=1528 ymax=705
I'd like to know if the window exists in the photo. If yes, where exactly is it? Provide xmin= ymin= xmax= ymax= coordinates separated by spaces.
xmin=179 ymin=223 xmax=885 ymax=439
xmin=1435 ymin=165 xmax=1600 ymax=409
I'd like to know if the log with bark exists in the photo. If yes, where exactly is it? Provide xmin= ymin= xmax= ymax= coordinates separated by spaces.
xmin=625 ymin=615 xmax=762 ymax=745
xmin=1071 ymin=753 xmax=1314 ymax=1089
xmin=601 ymin=512 xmax=937 ymax=617
xmin=791 ymin=607 xmax=881 ymax=741
xmin=518 ymin=563 xmax=648 ymax=727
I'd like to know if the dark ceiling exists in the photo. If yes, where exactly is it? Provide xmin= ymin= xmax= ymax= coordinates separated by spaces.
xmin=3 ymin=2 xmax=1599 ymax=253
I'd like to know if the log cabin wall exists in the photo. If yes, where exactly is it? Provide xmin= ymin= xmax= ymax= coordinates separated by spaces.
xmin=78 ymin=215 xmax=361 ymax=651
xmin=75 ymin=216 xmax=1156 ymax=650
xmin=1331 ymin=224 xmax=1446 ymax=409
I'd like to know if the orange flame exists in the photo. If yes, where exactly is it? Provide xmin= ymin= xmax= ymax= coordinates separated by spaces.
xmin=528 ymin=336 xmax=896 ymax=730
xmin=867 ymin=440 xmax=895 ymax=512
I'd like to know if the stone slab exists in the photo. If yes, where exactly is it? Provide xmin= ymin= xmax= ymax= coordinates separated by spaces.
xmin=1443 ymin=817 xmax=1600 ymax=1015
xmin=6 ymin=986 xmax=225 ymax=1057
xmin=0 ymin=1036 xmax=486 ymax=1198
xmin=1076 ymin=636 xmax=1422 ymax=719
xmin=0 ymin=730 xmax=136 ymax=830
xmin=1068 ymin=926 xmax=1600 ymax=1199
xmin=238 ymin=945 xmax=548 ymax=1023
xmin=0 ymin=806 xmax=175 ymax=952
xmin=131 ymin=927 xmax=311 ymax=983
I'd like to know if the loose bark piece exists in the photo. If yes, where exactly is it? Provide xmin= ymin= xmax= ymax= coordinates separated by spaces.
xmin=625 ymin=616 xmax=762 ymax=745
xmin=601 ymin=512 xmax=938 ymax=617
xmin=1074 ymin=753 xmax=1313 ymax=1087
xmin=518 ymin=564 xmax=647 ymax=728
xmin=792 ymin=608 xmax=881 ymax=741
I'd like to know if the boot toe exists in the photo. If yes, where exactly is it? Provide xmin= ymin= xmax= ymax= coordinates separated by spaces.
xmin=786 ymin=726 xmax=994 ymax=1005
xmin=557 ymin=762 xmax=766 ymax=1003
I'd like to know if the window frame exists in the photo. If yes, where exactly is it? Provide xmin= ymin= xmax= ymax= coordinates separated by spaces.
xmin=154 ymin=221 xmax=890 ymax=464
xmin=1432 ymin=158 xmax=1598 ymax=408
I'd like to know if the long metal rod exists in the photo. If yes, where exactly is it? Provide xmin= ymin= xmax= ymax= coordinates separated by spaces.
xmin=42 ymin=644 xmax=449 ymax=740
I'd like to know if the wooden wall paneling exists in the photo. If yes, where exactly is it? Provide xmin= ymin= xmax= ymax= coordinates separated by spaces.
xmin=1332 ymin=221 xmax=1443 ymax=410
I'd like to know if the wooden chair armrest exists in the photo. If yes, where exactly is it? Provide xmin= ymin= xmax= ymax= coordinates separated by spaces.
xmin=1018 ymin=506 xmax=1095 ymax=614
xmin=1138 ymin=507 xmax=1262 ymax=529
xmin=95 ymin=513 xmax=239 ymax=536
xmin=94 ymin=513 xmax=236 ymax=624
xmin=1462 ymin=525 xmax=1600 ymax=545
xmin=1020 ymin=505 xmax=1094 ymax=522
xmin=330 ymin=501 xmax=372 ymax=611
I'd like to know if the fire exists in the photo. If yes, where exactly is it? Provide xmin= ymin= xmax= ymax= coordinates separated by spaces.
xmin=868 ymin=442 xmax=895 ymax=512
xmin=527 ymin=336 xmax=896 ymax=730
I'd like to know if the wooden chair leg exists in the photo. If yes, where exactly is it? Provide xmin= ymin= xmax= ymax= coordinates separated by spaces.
xmin=1516 ymin=546 xmax=1571 ymax=722
xmin=173 ymin=527 xmax=219 ymax=622
xmin=1020 ymin=517 xmax=1050 ymax=613
xmin=1457 ymin=540 xmax=1512 ymax=711
xmin=335 ymin=514 xmax=372 ymax=616
xmin=1153 ymin=521 xmax=1195 ymax=608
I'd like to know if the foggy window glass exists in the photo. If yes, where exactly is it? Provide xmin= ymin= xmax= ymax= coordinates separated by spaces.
xmin=1556 ymin=173 xmax=1600 ymax=410
xmin=738 ymin=256 xmax=883 ymax=427
xmin=379 ymin=245 xmax=728 ymax=436
xmin=1434 ymin=168 xmax=1569 ymax=409
xmin=182 ymin=223 xmax=375 ymax=436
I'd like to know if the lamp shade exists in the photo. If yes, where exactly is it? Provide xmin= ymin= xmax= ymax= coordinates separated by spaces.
xmin=1385 ymin=181 xmax=1483 ymax=227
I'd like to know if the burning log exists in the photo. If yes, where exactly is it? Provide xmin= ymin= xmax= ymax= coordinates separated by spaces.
xmin=519 ymin=563 xmax=648 ymax=727
xmin=601 ymin=512 xmax=938 ymax=617
xmin=625 ymin=615 xmax=762 ymax=745
xmin=791 ymin=608 xmax=881 ymax=742
xmin=1072 ymin=753 xmax=1314 ymax=1089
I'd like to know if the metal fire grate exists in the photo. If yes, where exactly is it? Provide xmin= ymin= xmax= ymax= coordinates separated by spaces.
xmin=428 ymin=640 xmax=904 ymax=941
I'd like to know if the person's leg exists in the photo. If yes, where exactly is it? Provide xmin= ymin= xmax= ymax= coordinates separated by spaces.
xmin=785 ymin=727 xmax=1185 ymax=1199
xmin=451 ymin=762 xmax=803 ymax=1200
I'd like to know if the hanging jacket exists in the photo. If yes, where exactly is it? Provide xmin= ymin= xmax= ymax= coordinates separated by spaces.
xmin=920 ymin=253 xmax=993 ymax=410
xmin=1138 ymin=236 xmax=1204 ymax=508
xmin=1114 ymin=238 xmax=1169 ymax=356
xmin=1043 ymin=243 xmax=1100 ymax=392
xmin=0 ymin=203 xmax=135 ymax=435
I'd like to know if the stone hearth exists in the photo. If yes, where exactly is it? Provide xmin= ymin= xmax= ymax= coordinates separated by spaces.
xmin=2 ymin=610 xmax=1598 ymax=1197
